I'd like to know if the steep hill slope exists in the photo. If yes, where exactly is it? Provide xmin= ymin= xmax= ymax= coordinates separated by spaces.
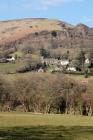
xmin=0 ymin=18 xmax=93 ymax=51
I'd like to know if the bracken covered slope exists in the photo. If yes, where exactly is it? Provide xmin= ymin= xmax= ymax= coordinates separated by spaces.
xmin=0 ymin=18 xmax=93 ymax=50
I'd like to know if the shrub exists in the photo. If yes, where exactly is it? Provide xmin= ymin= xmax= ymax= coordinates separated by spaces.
xmin=51 ymin=31 xmax=57 ymax=38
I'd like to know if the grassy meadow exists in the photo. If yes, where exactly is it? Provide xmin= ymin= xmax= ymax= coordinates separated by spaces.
xmin=0 ymin=113 xmax=93 ymax=140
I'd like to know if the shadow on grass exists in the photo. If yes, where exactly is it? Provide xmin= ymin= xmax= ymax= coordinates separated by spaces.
xmin=0 ymin=126 xmax=93 ymax=140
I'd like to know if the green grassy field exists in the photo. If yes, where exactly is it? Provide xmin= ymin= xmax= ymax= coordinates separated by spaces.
xmin=10 ymin=51 xmax=23 ymax=58
xmin=0 ymin=61 xmax=25 ymax=74
xmin=0 ymin=113 xmax=93 ymax=140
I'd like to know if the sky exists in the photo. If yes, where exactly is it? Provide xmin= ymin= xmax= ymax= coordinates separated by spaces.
xmin=0 ymin=0 xmax=93 ymax=27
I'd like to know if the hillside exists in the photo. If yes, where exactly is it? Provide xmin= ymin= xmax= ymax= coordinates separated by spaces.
xmin=0 ymin=18 xmax=93 ymax=51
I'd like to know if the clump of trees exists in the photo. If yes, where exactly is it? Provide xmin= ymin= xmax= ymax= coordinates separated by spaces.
xmin=40 ymin=48 xmax=50 ymax=58
xmin=72 ymin=50 xmax=85 ymax=71
xmin=0 ymin=74 xmax=93 ymax=116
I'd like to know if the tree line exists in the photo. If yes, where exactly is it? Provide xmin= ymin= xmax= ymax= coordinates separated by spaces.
xmin=0 ymin=74 xmax=93 ymax=116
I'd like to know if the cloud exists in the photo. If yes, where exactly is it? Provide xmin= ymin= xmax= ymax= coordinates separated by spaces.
xmin=0 ymin=0 xmax=84 ymax=12
xmin=41 ymin=0 xmax=84 ymax=7
xmin=81 ymin=16 xmax=93 ymax=23
xmin=47 ymin=0 xmax=84 ymax=9
xmin=0 ymin=0 xmax=84 ymax=11
xmin=23 ymin=0 xmax=84 ymax=10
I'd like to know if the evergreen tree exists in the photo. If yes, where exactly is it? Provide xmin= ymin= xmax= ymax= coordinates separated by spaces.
xmin=88 ymin=50 xmax=93 ymax=67
xmin=40 ymin=48 xmax=50 ymax=58
xmin=74 ymin=50 xmax=85 ymax=71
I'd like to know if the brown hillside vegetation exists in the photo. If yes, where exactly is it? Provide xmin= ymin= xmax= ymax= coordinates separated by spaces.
xmin=0 ymin=73 xmax=93 ymax=116
xmin=0 ymin=18 xmax=93 ymax=51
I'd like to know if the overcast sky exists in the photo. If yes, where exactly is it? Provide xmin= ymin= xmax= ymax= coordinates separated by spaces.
xmin=0 ymin=0 xmax=93 ymax=27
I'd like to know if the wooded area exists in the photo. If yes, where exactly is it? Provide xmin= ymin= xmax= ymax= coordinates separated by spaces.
xmin=0 ymin=73 xmax=93 ymax=116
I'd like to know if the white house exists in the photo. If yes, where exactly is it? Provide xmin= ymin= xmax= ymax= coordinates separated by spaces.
xmin=61 ymin=60 xmax=69 ymax=66
xmin=38 ymin=68 xmax=44 ymax=73
xmin=85 ymin=58 xmax=90 ymax=64
xmin=67 ymin=67 xmax=76 ymax=72
xmin=42 ymin=58 xmax=59 ymax=65
xmin=41 ymin=57 xmax=69 ymax=66
xmin=54 ymin=67 xmax=62 ymax=71
xmin=6 ymin=57 xmax=15 ymax=62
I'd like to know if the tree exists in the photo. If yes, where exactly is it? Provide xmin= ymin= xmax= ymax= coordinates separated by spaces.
xmin=51 ymin=31 xmax=57 ymax=38
xmin=14 ymin=77 xmax=35 ymax=112
xmin=67 ymin=50 xmax=70 ymax=59
xmin=73 ymin=50 xmax=85 ymax=71
xmin=88 ymin=49 xmax=93 ymax=67
xmin=84 ymin=69 xmax=89 ymax=78
xmin=40 ymin=48 xmax=50 ymax=58
xmin=0 ymin=76 xmax=12 ymax=111
xmin=51 ymin=31 xmax=59 ymax=49
xmin=35 ymin=32 xmax=39 ymax=36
